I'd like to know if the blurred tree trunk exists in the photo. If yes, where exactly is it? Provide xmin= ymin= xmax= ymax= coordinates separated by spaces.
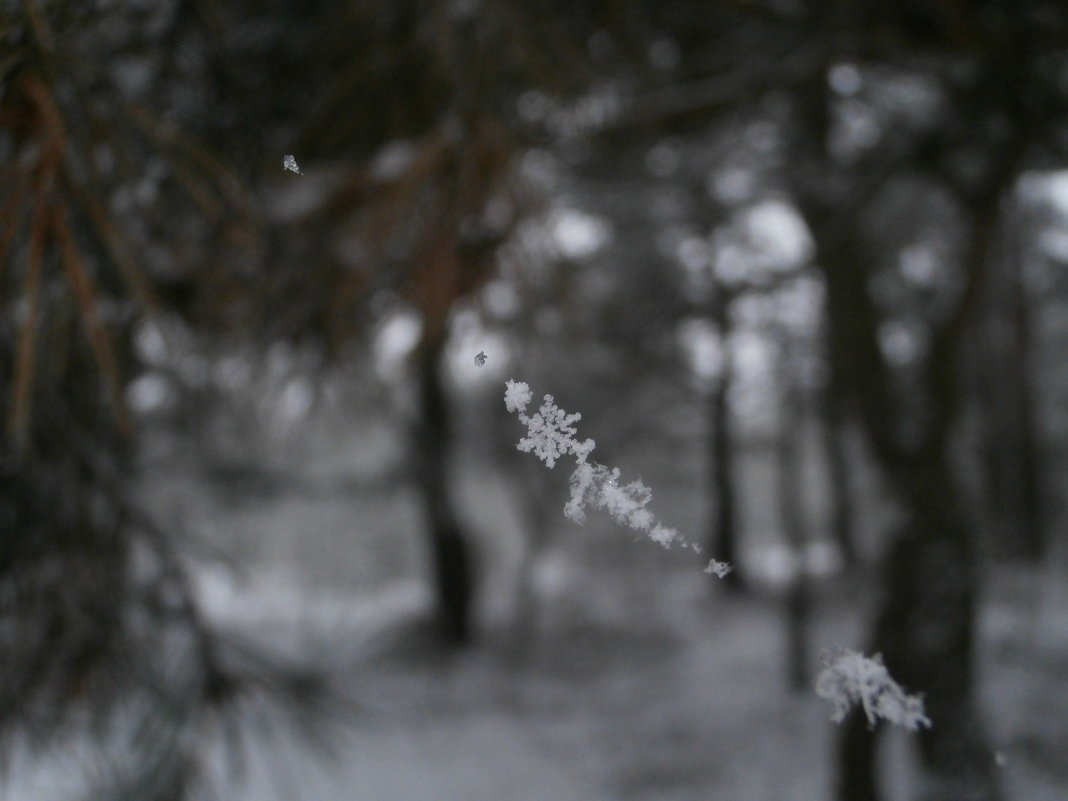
xmin=784 ymin=7 xmax=1028 ymax=786
xmin=398 ymin=113 xmax=508 ymax=648
xmin=821 ymin=377 xmax=859 ymax=568
xmin=707 ymin=291 xmax=743 ymax=591
xmin=414 ymin=333 xmax=474 ymax=646
xmin=776 ymin=341 xmax=811 ymax=691
xmin=977 ymin=226 xmax=1044 ymax=561
xmin=818 ymin=206 xmax=1006 ymax=801
xmin=507 ymin=462 xmax=554 ymax=647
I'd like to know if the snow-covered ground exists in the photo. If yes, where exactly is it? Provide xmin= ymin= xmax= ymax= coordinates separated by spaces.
xmin=6 ymin=403 xmax=1068 ymax=801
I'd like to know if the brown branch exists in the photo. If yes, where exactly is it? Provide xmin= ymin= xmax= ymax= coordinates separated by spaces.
xmin=0 ymin=167 xmax=30 ymax=287
xmin=126 ymin=102 xmax=250 ymax=213
xmin=596 ymin=42 xmax=824 ymax=140
xmin=9 ymin=182 xmax=50 ymax=457
xmin=23 ymin=0 xmax=56 ymax=58
xmin=70 ymin=176 xmax=162 ymax=312
xmin=0 ymin=47 xmax=29 ymax=87
xmin=53 ymin=200 xmax=131 ymax=435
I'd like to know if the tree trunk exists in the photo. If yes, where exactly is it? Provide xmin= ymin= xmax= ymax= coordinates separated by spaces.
xmin=708 ymin=292 xmax=743 ymax=591
xmin=977 ymin=226 xmax=1044 ymax=561
xmin=837 ymin=710 xmax=881 ymax=801
xmin=822 ymin=385 xmax=859 ymax=568
xmin=818 ymin=213 xmax=1004 ymax=801
xmin=870 ymin=459 xmax=1000 ymax=801
xmin=414 ymin=334 xmax=474 ymax=646
xmin=777 ymin=346 xmax=812 ymax=691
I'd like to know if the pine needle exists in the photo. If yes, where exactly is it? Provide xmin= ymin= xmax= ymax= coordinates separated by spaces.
xmin=54 ymin=200 xmax=130 ymax=433
xmin=8 ymin=187 xmax=49 ymax=456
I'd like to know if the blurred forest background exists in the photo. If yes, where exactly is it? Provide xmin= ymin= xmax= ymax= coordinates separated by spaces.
xmin=3 ymin=1 xmax=1068 ymax=800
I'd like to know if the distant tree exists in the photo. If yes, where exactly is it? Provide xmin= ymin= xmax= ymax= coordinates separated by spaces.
xmin=241 ymin=2 xmax=588 ymax=645
xmin=974 ymin=216 xmax=1044 ymax=561
xmin=706 ymin=284 xmax=743 ymax=590
xmin=572 ymin=1 xmax=1067 ymax=798
xmin=780 ymin=3 xmax=1068 ymax=797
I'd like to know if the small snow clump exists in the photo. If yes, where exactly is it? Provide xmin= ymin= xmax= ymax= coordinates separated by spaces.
xmin=815 ymin=648 xmax=932 ymax=731
xmin=283 ymin=154 xmax=303 ymax=174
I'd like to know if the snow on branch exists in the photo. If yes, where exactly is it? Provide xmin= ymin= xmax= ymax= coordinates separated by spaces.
xmin=815 ymin=649 xmax=932 ymax=731
xmin=504 ymin=379 xmax=732 ymax=578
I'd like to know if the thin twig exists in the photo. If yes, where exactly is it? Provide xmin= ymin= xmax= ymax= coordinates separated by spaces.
xmin=9 ymin=180 xmax=50 ymax=457
xmin=0 ymin=167 xmax=30 ymax=287
xmin=53 ymin=199 xmax=131 ymax=434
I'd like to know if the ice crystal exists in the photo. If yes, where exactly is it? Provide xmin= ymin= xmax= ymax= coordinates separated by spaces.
xmin=515 ymin=393 xmax=588 ymax=469
xmin=703 ymin=559 xmax=732 ymax=578
xmin=283 ymin=154 xmax=303 ymax=175
xmin=650 ymin=524 xmax=680 ymax=547
xmin=815 ymin=649 xmax=931 ymax=731
xmin=504 ymin=380 xmax=532 ymax=415
xmin=504 ymin=378 xmax=731 ymax=577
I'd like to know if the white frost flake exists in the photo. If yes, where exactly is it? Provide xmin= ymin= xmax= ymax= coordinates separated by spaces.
xmin=504 ymin=379 xmax=532 ymax=414
xmin=504 ymin=379 xmax=732 ymax=576
xmin=703 ymin=559 xmax=732 ymax=578
xmin=651 ymin=525 xmax=680 ymax=547
xmin=815 ymin=649 xmax=932 ymax=731
xmin=516 ymin=394 xmax=584 ymax=469
xmin=283 ymin=154 xmax=303 ymax=175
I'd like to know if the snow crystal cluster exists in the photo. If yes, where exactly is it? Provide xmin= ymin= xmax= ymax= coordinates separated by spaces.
xmin=282 ymin=154 xmax=303 ymax=175
xmin=815 ymin=649 xmax=932 ymax=731
xmin=505 ymin=379 xmax=732 ymax=578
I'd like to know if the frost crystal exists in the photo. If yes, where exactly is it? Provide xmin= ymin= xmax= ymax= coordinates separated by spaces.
xmin=504 ymin=379 xmax=532 ymax=414
xmin=283 ymin=154 xmax=303 ymax=175
xmin=703 ymin=559 xmax=732 ymax=578
xmin=516 ymin=393 xmax=586 ymax=469
xmin=815 ymin=649 xmax=931 ymax=731
xmin=650 ymin=525 xmax=680 ymax=547
xmin=504 ymin=378 xmax=731 ymax=577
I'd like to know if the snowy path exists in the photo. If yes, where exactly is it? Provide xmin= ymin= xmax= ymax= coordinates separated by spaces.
xmin=230 ymin=715 xmax=608 ymax=801
xmin=212 ymin=590 xmax=841 ymax=801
